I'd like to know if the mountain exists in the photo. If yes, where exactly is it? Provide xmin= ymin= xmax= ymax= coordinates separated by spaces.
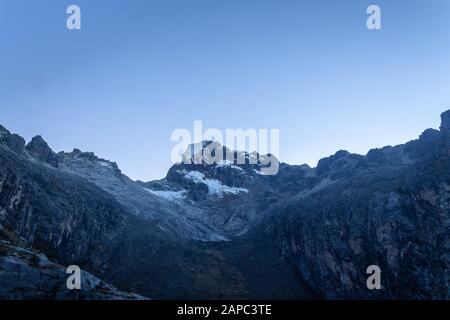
xmin=0 ymin=111 xmax=449 ymax=299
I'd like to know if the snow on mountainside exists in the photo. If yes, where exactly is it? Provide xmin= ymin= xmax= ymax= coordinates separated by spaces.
xmin=184 ymin=171 xmax=249 ymax=196
xmin=144 ymin=188 xmax=186 ymax=201
xmin=56 ymin=147 xmax=231 ymax=241
xmin=1 ymin=110 xmax=449 ymax=299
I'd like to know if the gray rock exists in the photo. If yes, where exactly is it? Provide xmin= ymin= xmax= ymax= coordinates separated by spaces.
xmin=25 ymin=135 xmax=59 ymax=167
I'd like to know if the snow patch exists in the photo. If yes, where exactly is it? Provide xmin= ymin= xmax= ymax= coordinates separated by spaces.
xmin=254 ymin=169 xmax=270 ymax=176
xmin=185 ymin=171 xmax=248 ymax=196
xmin=144 ymin=188 xmax=186 ymax=201
xmin=230 ymin=165 xmax=245 ymax=172
xmin=98 ymin=161 xmax=111 ymax=168
xmin=216 ymin=160 xmax=233 ymax=166
xmin=185 ymin=171 xmax=205 ymax=182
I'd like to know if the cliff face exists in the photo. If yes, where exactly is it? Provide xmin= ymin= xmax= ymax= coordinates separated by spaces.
xmin=264 ymin=164 xmax=449 ymax=299
xmin=0 ymin=222 xmax=144 ymax=300
xmin=0 ymin=128 xmax=126 ymax=275
xmin=0 ymin=111 xmax=449 ymax=299
xmin=260 ymin=113 xmax=450 ymax=299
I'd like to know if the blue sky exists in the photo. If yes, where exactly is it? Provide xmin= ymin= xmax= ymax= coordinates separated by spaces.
xmin=1 ymin=0 xmax=449 ymax=180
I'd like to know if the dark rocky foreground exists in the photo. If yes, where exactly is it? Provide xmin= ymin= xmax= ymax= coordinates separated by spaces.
xmin=0 ymin=221 xmax=144 ymax=299
xmin=0 ymin=111 xmax=449 ymax=299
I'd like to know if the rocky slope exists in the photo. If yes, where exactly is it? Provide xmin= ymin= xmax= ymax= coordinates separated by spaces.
xmin=0 ymin=111 xmax=449 ymax=299
xmin=0 ymin=221 xmax=145 ymax=300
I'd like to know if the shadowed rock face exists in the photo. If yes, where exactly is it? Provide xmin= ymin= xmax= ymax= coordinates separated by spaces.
xmin=0 ymin=110 xmax=449 ymax=300
xmin=25 ymin=135 xmax=59 ymax=167
xmin=0 ymin=125 xmax=25 ymax=154
xmin=0 ymin=223 xmax=146 ymax=300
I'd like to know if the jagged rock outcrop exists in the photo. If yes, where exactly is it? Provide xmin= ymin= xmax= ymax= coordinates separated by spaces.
xmin=25 ymin=135 xmax=59 ymax=167
xmin=0 ymin=132 xmax=127 ymax=278
xmin=0 ymin=125 xmax=25 ymax=154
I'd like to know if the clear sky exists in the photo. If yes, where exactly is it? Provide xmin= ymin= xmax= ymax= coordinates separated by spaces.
xmin=1 ymin=0 xmax=449 ymax=181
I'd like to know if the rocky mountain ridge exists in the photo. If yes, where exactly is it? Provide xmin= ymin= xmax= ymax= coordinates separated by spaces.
xmin=0 ymin=111 xmax=449 ymax=299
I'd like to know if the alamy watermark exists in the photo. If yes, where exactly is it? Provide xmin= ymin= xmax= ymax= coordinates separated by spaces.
xmin=66 ymin=265 xmax=81 ymax=290
xmin=66 ymin=4 xmax=382 ymax=31
xmin=366 ymin=265 xmax=381 ymax=290
xmin=367 ymin=5 xmax=382 ymax=30
xmin=66 ymin=5 xmax=81 ymax=30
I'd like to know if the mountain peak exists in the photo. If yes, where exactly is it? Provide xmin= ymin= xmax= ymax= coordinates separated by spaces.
xmin=0 ymin=124 xmax=10 ymax=135
xmin=0 ymin=124 xmax=25 ymax=154
xmin=439 ymin=109 xmax=450 ymax=132
xmin=25 ymin=135 xmax=58 ymax=167
xmin=26 ymin=135 xmax=50 ymax=150
xmin=181 ymin=140 xmax=278 ymax=167
xmin=183 ymin=140 xmax=222 ymax=164
xmin=57 ymin=148 xmax=123 ymax=178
